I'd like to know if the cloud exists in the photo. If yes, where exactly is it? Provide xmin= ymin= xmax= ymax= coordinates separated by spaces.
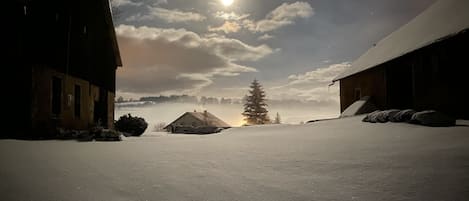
xmin=209 ymin=2 xmax=313 ymax=34
xmin=267 ymin=2 xmax=313 ymax=21
xmin=111 ymin=0 xmax=142 ymax=7
xmin=127 ymin=6 xmax=206 ymax=23
xmin=153 ymin=0 xmax=168 ymax=6
xmin=208 ymin=21 xmax=242 ymax=34
xmin=115 ymin=25 xmax=273 ymax=94
xmin=213 ymin=11 xmax=250 ymax=21
xmin=258 ymin=34 xmax=274 ymax=41
xmin=204 ymin=33 xmax=224 ymax=38
xmin=207 ymin=2 xmax=312 ymax=34
xmin=209 ymin=11 xmax=249 ymax=34
xmin=287 ymin=62 xmax=350 ymax=85
xmin=246 ymin=2 xmax=314 ymax=33
xmin=270 ymin=62 xmax=350 ymax=102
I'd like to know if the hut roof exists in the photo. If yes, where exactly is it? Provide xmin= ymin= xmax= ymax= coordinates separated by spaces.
xmin=165 ymin=111 xmax=231 ymax=129
xmin=334 ymin=0 xmax=469 ymax=81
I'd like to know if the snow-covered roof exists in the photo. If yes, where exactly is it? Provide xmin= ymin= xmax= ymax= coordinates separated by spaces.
xmin=334 ymin=0 xmax=469 ymax=81
xmin=166 ymin=111 xmax=231 ymax=128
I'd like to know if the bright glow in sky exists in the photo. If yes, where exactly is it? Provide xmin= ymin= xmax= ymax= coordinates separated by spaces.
xmin=221 ymin=0 xmax=234 ymax=7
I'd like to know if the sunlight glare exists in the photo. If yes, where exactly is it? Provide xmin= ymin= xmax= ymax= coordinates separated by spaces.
xmin=221 ymin=0 xmax=234 ymax=7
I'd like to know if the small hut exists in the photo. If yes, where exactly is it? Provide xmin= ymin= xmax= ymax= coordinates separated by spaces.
xmin=164 ymin=111 xmax=231 ymax=134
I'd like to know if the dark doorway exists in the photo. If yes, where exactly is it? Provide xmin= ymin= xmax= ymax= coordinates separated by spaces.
xmin=52 ymin=76 xmax=62 ymax=115
xmin=74 ymin=85 xmax=81 ymax=118
xmin=93 ymin=88 xmax=108 ymax=128
xmin=386 ymin=63 xmax=414 ymax=109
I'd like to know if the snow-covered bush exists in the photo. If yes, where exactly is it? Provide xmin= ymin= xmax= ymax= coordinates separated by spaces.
xmin=95 ymin=129 xmax=122 ymax=141
xmin=390 ymin=109 xmax=416 ymax=122
xmin=115 ymin=114 xmax=148 ymax=136
xmin=410 ymin=110 xmax=455 ymax=127
xmin=153 ymin=122 xmax=167 ymax=132
xmin=364 ymin=109 xmax=413 ymax=123
xmin=363 ymin=109 xmax=455 ymax=127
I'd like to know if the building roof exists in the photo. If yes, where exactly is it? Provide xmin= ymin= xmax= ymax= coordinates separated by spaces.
xmin=334 ymin=0 xmax=469 ymax=81
xmin=165 ymin=111 xmax=231 ymax=128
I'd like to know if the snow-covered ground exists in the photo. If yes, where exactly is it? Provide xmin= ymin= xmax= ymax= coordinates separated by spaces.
xmin=1 ymin=116 xmax=469 ymax=201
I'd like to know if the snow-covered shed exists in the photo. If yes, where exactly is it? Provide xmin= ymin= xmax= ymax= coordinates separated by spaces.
xmin=164 ymin=111 xmax=231 ymax=134
xmin=334 ymin=0 xmax=469 ymax=119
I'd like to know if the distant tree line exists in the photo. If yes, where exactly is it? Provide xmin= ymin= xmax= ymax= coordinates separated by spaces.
xmin=117 ymin=94 xmax=334 ymax=109
xmin=140 ymin=95 xmax=198 ymax=104
xmin=116 ymin=95 xmax=243 ymax=105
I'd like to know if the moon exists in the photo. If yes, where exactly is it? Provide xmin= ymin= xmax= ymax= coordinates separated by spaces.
xmin=221 ymin=0 xmax=234 ymax=7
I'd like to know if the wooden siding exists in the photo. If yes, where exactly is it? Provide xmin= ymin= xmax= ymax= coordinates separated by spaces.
xmin=409 ymin=30 xmax=469 ymax=118
xmin=340 ymin=67 xmax=387 ymax=112
xmin=31 ymin=67 xmax=115 ymax=134
xmin=17 ymin=0 xmax=117 ymax=92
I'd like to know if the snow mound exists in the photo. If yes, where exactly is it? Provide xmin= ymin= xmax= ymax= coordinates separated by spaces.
xmin=410 ymin=110 xmax=456 ymax=127
xmin=390 ymin=109 xmax=416 ymax=122
xmin=362 ymin=109 xmax=457 ymax=127
xmin=363 ymin=109 xmax=400 ymax=123
xmin=340 ymin=96 xmax=378 ymax=118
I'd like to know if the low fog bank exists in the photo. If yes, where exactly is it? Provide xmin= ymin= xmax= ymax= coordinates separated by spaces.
xmin=115 ymin=102 xmax=340 ymax=132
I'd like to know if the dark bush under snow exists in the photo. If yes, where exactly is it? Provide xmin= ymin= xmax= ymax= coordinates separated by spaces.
xmin=363 ymin=109 xmax=455 ymax=127
xmin=115 ymin=114 xmax=148 ymax=136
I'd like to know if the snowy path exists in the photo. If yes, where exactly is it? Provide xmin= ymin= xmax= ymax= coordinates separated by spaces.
xmin=1 ymin=116 xmax=469 ymax=201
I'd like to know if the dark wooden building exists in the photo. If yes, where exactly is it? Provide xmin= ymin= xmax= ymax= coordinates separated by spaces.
xmin=6 ymin=0 xmax=122 ymax=137
xmin=333 ymin=0 xmax=469 ymax=119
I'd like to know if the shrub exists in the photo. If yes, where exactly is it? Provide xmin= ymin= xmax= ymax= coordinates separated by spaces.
xmin=115 ymin=114 xmax=148 ymax=136
xmin=410 ymin=110 xmax=455 ymax=127
xmin=153 ymin=122 xmax=167 ymax=132
xmin=95 ymin=129 xmax=122 ymax=141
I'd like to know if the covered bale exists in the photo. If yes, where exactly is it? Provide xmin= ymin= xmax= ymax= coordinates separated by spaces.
xmin=410 ymin=110 xmax=456 ymax=127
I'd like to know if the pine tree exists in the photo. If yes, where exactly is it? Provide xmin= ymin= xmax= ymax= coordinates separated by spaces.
xmin=274 ymin=112 xmax=281 ymax=124
xmin=242 ymin=79 xmax=270 ymax=125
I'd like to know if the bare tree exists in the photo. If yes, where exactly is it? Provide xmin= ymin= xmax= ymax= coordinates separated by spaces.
xmin=153 ymin=122 xmax=167 ymax=132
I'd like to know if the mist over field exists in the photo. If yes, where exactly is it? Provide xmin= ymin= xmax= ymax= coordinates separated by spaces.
xmin=115 ymin=102 xmax=340 ymax=132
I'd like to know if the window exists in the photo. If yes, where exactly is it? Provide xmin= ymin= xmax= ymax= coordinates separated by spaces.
xmin=52 ymin=77 xmax=62 ymax=115
xmin=74 ymin=85 xmax=81 ymax=118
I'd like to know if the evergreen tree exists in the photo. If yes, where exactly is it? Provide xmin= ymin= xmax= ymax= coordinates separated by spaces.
xmin=116 ymin=96 xmax=124 ymax=103
xmin=274 ymin=112 xmax=281 ymax=124
xmin=242 ymin=79 xmax=270 ymax=125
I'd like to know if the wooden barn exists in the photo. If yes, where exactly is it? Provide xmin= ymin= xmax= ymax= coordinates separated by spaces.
xmin=165 ymin=111 xmax=231 ymax=134
xmin=333 ymin=0 xmax=469 ymax=119
xmin=6 ymin=0 xmax=122 ymax=137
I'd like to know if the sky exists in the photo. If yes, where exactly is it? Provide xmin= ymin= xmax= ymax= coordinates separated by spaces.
xmin=112 ymin=0 xmax=436 ymax=105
